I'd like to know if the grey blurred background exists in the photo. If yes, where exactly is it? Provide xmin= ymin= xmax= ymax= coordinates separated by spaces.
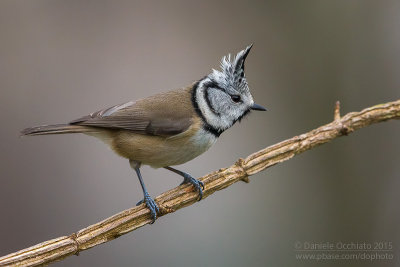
xmin=1 ymin=1 xmax=399 ymax=266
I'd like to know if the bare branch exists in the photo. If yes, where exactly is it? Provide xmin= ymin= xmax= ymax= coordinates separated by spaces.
xmin=1 ymin=99 xmax=399 ymax=266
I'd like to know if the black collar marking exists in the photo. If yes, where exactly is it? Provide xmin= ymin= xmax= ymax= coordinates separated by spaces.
xmin=191 ymin=81 xmax=223 ymax=137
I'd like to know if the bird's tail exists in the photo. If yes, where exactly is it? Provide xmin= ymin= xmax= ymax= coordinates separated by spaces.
xmin=21 ymin=124 xmax=92 ymax=136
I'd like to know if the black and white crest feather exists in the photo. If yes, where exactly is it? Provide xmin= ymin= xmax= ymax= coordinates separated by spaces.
xmin=209 ymin=44 xmax=253 ymax=95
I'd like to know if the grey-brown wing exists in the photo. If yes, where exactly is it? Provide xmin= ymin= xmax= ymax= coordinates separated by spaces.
xmin=70 ymin=90 xmax=194 ymax=137
xmin=70 ymin=101 xmax=149 ymax=132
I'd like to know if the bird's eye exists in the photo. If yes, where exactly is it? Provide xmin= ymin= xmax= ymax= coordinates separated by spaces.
xmin=231 ymin=95 xmax=241 ymax=103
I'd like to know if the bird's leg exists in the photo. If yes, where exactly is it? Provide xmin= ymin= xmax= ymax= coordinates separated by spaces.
xmin=164 ymin=166 xmax=204 ymax=201
xmin=130 ymin=160 xmax=159 ymax=223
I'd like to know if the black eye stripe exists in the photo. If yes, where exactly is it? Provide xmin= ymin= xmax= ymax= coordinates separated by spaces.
xmin=204 ymin=81 xmax=223 ymax=91
xmin=204 ymin=87 xmax=220 ymax=115
xmin=205 ymin=80 xmax=241 ymax=103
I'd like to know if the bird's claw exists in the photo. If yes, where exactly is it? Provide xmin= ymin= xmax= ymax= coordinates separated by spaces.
xmin=136 ymin=193 xmax=159 ymax=223
xmin=180 ymin=175 xmax=204 ymax=201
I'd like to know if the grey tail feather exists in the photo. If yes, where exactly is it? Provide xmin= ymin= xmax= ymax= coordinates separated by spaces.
xmin=21 ymin=124 xmax=92 ymax=136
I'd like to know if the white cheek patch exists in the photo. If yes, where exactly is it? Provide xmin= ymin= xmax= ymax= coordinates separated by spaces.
xmin=196 ymin=81 xmax=233 ymax=131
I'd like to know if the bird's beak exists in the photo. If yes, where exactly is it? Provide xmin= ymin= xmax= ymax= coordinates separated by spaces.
xmin=250 ymin=103 xmax=267 ymax=111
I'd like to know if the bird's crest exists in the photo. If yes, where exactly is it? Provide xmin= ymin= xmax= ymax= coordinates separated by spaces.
xmin=209 ymin=44 xmax=253 ymax=93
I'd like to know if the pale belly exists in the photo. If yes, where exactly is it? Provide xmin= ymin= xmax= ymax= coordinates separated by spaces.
xmin=107 ymin=128 xmax=217 ymax=168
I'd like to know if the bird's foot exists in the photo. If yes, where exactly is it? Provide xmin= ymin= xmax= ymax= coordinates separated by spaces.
xmin=136 ymin=193 xmax=159 ymax=223
xmin=180 ymin=174 xmax=204 ymax=201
